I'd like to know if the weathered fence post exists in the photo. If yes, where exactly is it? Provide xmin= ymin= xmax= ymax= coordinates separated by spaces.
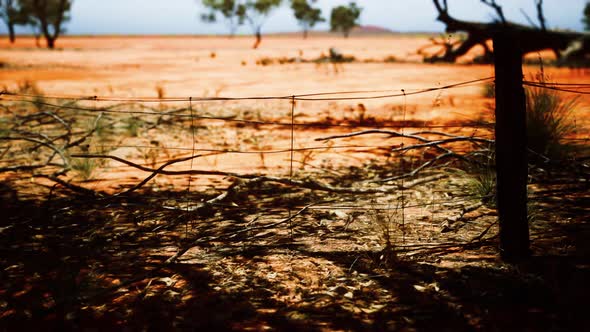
xmin=493 ymin=31 xmax=530 ymax=261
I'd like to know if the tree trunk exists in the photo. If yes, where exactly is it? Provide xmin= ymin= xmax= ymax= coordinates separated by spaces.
xmin=493 ymin=32 xmax=530 ymax=262
xmin=252 ymin=29 xmax=261 ymax=49
xmin=8 ymin=22 xmax=15 ymax=44
xmin=303 ymin=29 xmax=308 ymax=39
xmin=46 ymin=36 xmax=56 ymax=49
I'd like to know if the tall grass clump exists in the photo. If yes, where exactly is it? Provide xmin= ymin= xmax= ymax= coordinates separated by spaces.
xmin=525 ymin=85 xmax=578 ymax=160
xmin=482 ymin=81 xmax=495 ymax=98
xmin=368 ymin=201 xmax=403 ymax=265
xmin=0 ymin=117 xmax=9 ymax=138
xmin=468 ymin=167 xmax=496 ymax=208
xmin=123 ymin=117 xmax=143 ymax=137
xmin=71 ymin=157 xmax=97 ymax=181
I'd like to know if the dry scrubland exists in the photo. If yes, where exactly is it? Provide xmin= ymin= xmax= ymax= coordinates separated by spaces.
xmin=0 ymin=35 xmax=589 ymax=330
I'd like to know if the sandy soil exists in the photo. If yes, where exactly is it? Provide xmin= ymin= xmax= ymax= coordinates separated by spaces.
xmin=1 ymin=34 xmax=588 ymax=191
xmin=1 ymin=35 xmax=587 ymax=98
xmin=1 ymin=36 xmax=588 ymax=179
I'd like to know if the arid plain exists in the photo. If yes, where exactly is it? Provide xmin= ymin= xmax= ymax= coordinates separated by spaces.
xmin=1 ymin=35 xmax=589 ymax=330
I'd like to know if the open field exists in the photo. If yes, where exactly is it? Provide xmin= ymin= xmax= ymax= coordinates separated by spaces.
xmin=1 ymin=35 xmax=589 ymax=330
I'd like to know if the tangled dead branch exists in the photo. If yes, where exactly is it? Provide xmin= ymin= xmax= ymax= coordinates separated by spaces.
xmin=424 ymin=0 xmax=589 ymax=64
xmin=316 ymin=129 xmax=493 ymax=181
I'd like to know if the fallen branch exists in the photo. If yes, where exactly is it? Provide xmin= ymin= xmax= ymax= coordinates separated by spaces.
xmin=470 ymin=220 xmax=499 ymax=242
xmin=2 ymin=136 xmax=69 ymax=168
xmin=0 ymin=164 xmax=48 ymax=173
xmin=67 ymin=112 xmax=103 ymax=149
xmin=380 ymin=153 xmax=455 ymax=182
xmin=316 ymin=129 xmax=434 ymax=144
xmin=316 ymin=129 xmax=494 ymax=181
xmin=112 ymin=154 xmax=205 ymax=196
xmin=73 ymin=153 xmax=440 ymax=196
xmin=166 ymin=204 xmax=312 ymax=263
xmin=34 ymin=174 xmax=100 ymax=197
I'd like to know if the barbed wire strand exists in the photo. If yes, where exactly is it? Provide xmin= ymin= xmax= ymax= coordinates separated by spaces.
xmin=4 ymin=77 xmax=590 ymax=104
xmin=0 ymin=77 xmax=493 ymax=102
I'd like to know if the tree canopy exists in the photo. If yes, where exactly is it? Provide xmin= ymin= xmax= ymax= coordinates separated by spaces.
xmin=290 ymin=0 xmax=324 ymax=39
xmin=19 ymin=0 xmax=72 ymax=49
xmin=200 ymin=0 xmax=246 ymax=37
xmin=0 ymin=0 xmax=29 ymax=43
xmin=330 ymin=2 xmax=361 ymax=38
xmin=200 ymin=0 xmax=282 ymax=48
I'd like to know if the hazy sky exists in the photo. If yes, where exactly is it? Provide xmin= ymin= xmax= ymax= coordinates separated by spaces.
xmin=8 ymin=0 xmax=588 ymax=35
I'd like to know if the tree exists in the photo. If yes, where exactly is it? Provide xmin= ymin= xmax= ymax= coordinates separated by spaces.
xmin=584 ymin=1 xmax=590 ymax=31
xmin=243 ymin=0 xmax=282 ymax=49
xmin=200 ymin=0 xmax=281 ymax=48
xmin=290 ymin=0 xmax=324 ymax=39
xmin=200 ymin=0 xmax=246 ymax=37
xmin=0 ymin=0 xmax=28 ymax=43
xmin=330 ymin=2 xmax=361 ymax=38
xmin=427 ymin=0 xmax=589 ymax=64
xmin=19 ymin=0 xmax=72 ymax=49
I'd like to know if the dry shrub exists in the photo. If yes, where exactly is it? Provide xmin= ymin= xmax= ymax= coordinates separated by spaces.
xmin=525 ymin=85 xmax=578 ymax=160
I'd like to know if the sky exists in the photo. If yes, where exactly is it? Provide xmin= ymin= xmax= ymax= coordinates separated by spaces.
xmin=8 ymin=0 xmax=588 ymax=35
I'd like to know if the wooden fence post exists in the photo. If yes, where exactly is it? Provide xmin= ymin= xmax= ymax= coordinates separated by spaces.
xmin=493 ymin=31 xmax=530 ymax=261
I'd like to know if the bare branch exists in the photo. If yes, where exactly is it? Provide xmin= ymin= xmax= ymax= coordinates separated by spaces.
xmin=72 ymin=151 xmax=443 ymax=196
xmin=391 ymin=136 xmax=493 ymax=153
xmin=0 ymin=164 xmax=48 ymax=173
xmin=1 ymin=136 xmax=69 ymax=168
xmin=34 ymin=174 xmax=99 ymax=197
xmin=432 ymin=0 xmax=448 ymax=14
xmin=535 ymin=0 xmax=547 ymax=30
xmin=380 ymin=153 xmax=456 ymax=182
xmin=480 ymin=0 xmax=506 ymax=24
xmin=165 ymin=204 xmax=313 ymax=264
xmin=519 ymin=9 xmax=539 ymax=28
xmin=67 ymin=112 xmax=103 ymax=149
xmin=315 ymin=129 xmax=433 ymax=144
xmin=426 ymin=0 xmax=585 ymax=64
xmin=71 ymin=153 xmax=239 ymax=177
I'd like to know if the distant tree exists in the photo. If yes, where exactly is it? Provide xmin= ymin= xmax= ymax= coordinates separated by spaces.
xmin=200 ymin=0 xmax=246 ymax=37
xmin=243 ymin=0 xmax=282 ymax=48
xmin=0 ymin=0 xmax=28 ymax=43
xmin=330 ymin=2 xmax=361 ymax=38
xmin=19 ymin=0 xmax=72 ymax=49
xmin=200 ymin=0 xmax=281 ymax=48
xmin=290 ymin=0 xmax=324 ymax=39
xmin=584 ymin=1 xmax=590 ymax=31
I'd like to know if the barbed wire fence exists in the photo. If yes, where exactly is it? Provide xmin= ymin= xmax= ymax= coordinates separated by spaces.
xmin=0 ymin=76 xmax=589 ymax=262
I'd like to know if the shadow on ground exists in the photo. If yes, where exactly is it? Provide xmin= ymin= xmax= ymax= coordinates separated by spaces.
xmin=0 ymin=177 xmax=589 ymax=331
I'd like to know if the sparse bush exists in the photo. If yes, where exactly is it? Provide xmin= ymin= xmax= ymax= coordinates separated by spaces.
xmin=383 ymin=55 xmax=398 ymax=63
xmin=141 ymin=149 xmax=159 ymax=168
xmin=16 ymin=80 xmax=42 ymax=95
xmin=93 ymin=117 xmax=114 ymax=142
xmin=0 ymin=117 xmax=9 ymax=138
xmin=155 ymin=84 xmax=166 ymax=99
xmin=525 ymin=85 xmax=578 ymax=159
xmin=123 ymin=117 xmax=143 ymax=137
xmin=482 ymin=81 xmax=495 ymax=98
xmin=467 ymin=165 xmax=496 ymax=208
xmin=368 ymin=202 xmax=402 ymax=265
xmin=71 ymin=157 xmax=97 ymax=181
